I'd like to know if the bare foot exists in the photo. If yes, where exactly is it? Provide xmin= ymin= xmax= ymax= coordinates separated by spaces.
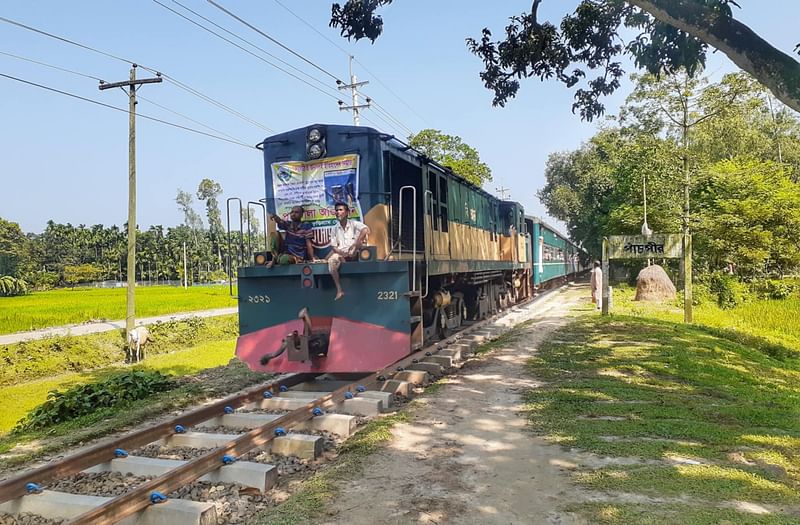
xmin=335 ymin=291 xmax=345 ymax=301
xmin=298 ymin=307 xmax=308 ymax=319
xmin=265 ymin=260 xmax=275 ymax=269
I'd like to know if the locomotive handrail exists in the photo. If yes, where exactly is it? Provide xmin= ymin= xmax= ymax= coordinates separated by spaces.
xmin=247 ymin=201 xmax=268 ymax=258
xmin=422 ymin=190 xmax=433 ymax=298
xmin=225 ymin=197 xmax=244 ymax=298
xmin=398 ymin=185 xmax=417 ymax=291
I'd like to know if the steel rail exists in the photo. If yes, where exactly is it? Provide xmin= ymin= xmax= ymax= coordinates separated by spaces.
xmin=67 ymin=377 xmax=374 ymax=524
xmin=0 ymin=373 xmax=316 ymax=504
xmin=3 ymin=289 xmax=549 ymax=522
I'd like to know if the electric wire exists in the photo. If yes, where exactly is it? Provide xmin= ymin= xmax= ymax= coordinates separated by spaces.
xmin=0 ymin=49 xmax=251 ymax=141
xmin=207 ymin=0 xmax=343 ymax=83
xmin=137 ymin=94 xmax=249 ymax=143
xmin=0 ymin=15 xmax=273 ymax=132
xmin=270 ymin=0 xmax=428 ymax=127
xmin=1 ymin=72 xmax=256 ymax=149
xmin=0 ymin=49 xmax=104 ymax=82
xmin=167 ymin=0 xmax=339 ymax=97
xmin=154 ymin=0 xmax=344 ymax=103
xmin=359 ymin=105 xmax=406 ymax=138
xmin=271 ymin=0 xmax=350 ymax=56
xmin=0 ymin=16 xmax=131 ymax=64
xmin=370 ymin=99 xmax=414 ymax=136
xmin=207 ymin=1 xmax=415 ymax=134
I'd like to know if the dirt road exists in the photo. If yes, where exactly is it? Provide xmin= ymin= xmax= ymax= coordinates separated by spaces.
xmin=318 ymin=285 xmax=591 ymax=525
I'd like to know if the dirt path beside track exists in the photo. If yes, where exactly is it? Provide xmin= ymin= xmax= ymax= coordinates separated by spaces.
xmin=317 ymin=286 xmax=592 ymax=525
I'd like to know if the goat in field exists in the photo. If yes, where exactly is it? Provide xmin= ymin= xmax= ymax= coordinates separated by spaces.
xmin=127 ymin=326 xmax=150 ymax=363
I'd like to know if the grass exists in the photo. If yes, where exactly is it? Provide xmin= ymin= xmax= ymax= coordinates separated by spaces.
xmin=1 ymin=315 xmax=239 ymax=386
xmin=0 ymin=337 xmax=264 ymax=469
xmin=568 ymin=503 xmax=800 ymax=525
xmin=0 ymin=285 xmax=236 ymax=334
xmin=523 ymin=297 xmax=800 ymax=524
xmin=613 ymin=284 xmax=800 ymax=354
xmin=0 ymin=339 xmax=238 ymax=433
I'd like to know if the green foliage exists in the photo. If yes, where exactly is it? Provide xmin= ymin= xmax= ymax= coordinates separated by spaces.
xmin=694 ymin=159 xmax=800 ymax=277
xmin=707 ymin=271 xmax=749 ymax=309
xmin=0 ymin=218 xmax=29 ymax=278
xmin=62 ymin=263 xmax=104 ymax=286
xmin=408 ymin=129 xmax=492 ymax=186
xmin=0 ymin=275 xmax=28 ymax=297
xmin=23 ymin=270 xmax=59 ymax=291
xmin=13 ymin=370 xmax=176 ymax=432
xmin=752 ymin=279 xmax=796 ymax=300
xmin=0 ymin=285 xmax=235 ymax=335
xmin=0 ymin=314 xmax=238 ymax=386
xmin=331 ymin=1 xmax=800 ymax=119
xmin=524 ymin=313 xmax=800 ymax=520
xmin=539 ymin=71 xmax=800 ymax=280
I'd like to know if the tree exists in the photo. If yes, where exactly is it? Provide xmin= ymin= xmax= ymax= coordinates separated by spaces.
xmin=539 ymin=71 xmax=800 ymax=279
xmin=196 ymin=178 xmax=224 ymax=269
xmin=63 ymin=263 xmax=104 ymax=287
xmin=0 ymin=218 xmax=29 ymax=277
xmin=694 ymin=159 xmax=800 ymax=276
xmin=408 ymin=129 xmax=492 ymax=186
xmin=330 ymin=1 xmax=800 ymax=120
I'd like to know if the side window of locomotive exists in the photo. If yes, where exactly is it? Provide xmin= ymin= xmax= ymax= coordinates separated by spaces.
xmin=427 ymin=171 xmax=439 ymax=231
xmin=439 ymin=176 xmax=449 ymax=233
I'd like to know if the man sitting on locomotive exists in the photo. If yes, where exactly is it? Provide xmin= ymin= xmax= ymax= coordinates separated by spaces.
xmin=266 ymin=205 xmax=315 ymax=268
xmin=327 ymin=201 xmax=370 ymax=300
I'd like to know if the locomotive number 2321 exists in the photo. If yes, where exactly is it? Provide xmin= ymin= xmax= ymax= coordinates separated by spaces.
xmin=377 ymin=290 xmax=399 ymax=300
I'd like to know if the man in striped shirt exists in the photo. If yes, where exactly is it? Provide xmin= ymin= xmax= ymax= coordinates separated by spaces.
xmin=267 ymin=205 xmax=315 ymax=268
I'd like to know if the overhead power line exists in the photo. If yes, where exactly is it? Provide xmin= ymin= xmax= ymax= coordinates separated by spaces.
xmin=167 ymin=0 xmax=338 ymax=96
xmin=0 ymin=72 xmax=257 ymax=149
xmin=0 ymin=49 xmax=253 ymax=141
xmin=0 ymin=49 xmax=104 ymax=81
xmin=152 ymin=0 xmax=342 ymax=103
xmin=207 ymin=0 xmax=343 ymax=83
xmin=0 ymin=15 xmax=273 ymax=133
xmin=270 ymin=0 xmax=428 ymax=127
xmin=271 ymin=0 xmax=350 ymax=56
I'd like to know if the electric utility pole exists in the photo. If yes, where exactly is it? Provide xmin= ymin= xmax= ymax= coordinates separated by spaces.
xmin=99 ymin=65 xmax=162 ymax=340
xmin=337 ymin=56 xmax=370 ymax=125
xmin=495 ymin=185 xmax=511 ymax=200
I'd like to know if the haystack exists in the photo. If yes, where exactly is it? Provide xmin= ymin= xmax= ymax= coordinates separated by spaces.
xmin=635 ymin=264 xmax=676 ymax=302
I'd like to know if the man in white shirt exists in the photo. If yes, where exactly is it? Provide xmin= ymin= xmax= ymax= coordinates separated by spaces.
xmin=328 ymin=201 xmax=370 ymax=300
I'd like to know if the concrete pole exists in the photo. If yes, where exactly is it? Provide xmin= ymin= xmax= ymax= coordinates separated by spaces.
xmin=126 ymin=66 xmax=136 ymax=336
xmin=349 ymin=56 xmax=360 ymax=126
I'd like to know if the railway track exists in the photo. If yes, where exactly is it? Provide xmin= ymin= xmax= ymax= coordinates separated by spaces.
xmin=0 ymin=287 xmax=566 ymax=525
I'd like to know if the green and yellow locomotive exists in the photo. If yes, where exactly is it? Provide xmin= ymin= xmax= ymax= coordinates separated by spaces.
xmin=233 ymin=124 xmax=583 ymax=375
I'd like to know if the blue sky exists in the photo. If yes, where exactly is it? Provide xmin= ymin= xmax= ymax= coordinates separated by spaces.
xmin=2 ymin=1 xmax=798 ymax=234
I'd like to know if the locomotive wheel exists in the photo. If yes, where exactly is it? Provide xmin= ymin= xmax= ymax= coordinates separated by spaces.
xmin=437 ymin=308 xmax=449 ymax=339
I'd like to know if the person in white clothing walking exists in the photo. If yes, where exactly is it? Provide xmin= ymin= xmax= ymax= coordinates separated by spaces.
xmin=590 ymin=260 xmax=602 ymax=310
xmin=327 ymin=202 xmax=370 ymax=300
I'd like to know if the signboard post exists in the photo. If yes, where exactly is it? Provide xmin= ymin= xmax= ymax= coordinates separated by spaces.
xmin=602 ymin=234 xmax=691 ymax=322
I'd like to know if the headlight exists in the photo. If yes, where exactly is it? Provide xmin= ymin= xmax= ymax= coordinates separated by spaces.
xmin=308 ymin=143 xmax=324 ymax=159
xmin=308 ymin=128 xmax=322 ymax=143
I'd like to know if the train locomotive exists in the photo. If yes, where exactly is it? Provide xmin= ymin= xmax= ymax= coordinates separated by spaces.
xmin=232 ymin=124 xmax=583 ymax=375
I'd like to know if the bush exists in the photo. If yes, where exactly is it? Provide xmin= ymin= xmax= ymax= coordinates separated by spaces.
xmin=708 ymin=272 xmax=750 ymax=309
xmin=691 ymin=282 xmax=712 ymax=306
xmin=751 ymin=279 xmax=796 ymax=300
xmin=0 ymin=275 xmax=28 ymax=297
xmin=13 ymin=370 xmax=177 ymax=432
xmin=24 ymin=270 xmax=59 ymax=291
